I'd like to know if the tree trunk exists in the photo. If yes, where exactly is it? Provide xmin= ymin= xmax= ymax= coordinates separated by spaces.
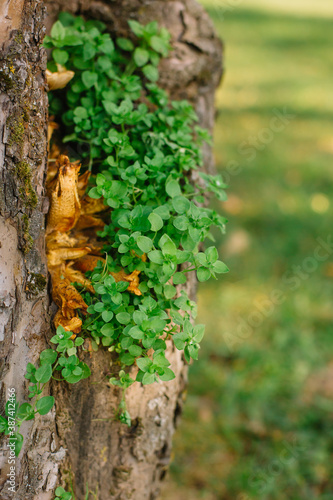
xmin=0 ymin=1 xmax=62 ymax=499
xmin=0 ymin=1 xmax=222 ymax=499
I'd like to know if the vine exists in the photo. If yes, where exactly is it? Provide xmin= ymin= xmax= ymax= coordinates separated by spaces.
xmin=0 ymin=13 xmax=227 ymax=469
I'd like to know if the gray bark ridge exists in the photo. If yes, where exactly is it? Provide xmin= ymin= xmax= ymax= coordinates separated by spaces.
xmin=0 ymin=1 xmax=59 ymax=499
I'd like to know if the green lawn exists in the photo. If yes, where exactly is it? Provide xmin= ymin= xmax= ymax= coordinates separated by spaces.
xmin=161 ymin=2 xmax=333 ymax=499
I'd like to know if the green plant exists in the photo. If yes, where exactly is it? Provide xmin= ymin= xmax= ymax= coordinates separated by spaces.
xmin=0 ymin=13 xmax=227 ymax=451
xmin=45 ymin=14 xmax=228 ymax=418
xmin=54 ymin=486 xmax=72 ymax=500
xmin=54 ymin=482 xmax=98 ymax=500
xmin=0 ymin=326 xmax=90 ymax=455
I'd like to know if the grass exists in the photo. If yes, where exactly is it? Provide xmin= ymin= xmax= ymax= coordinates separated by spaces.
xmin=206 ymin=0 xmax=333 ymax=18
xmin=160 ymin=2 xmax=333 ymax=499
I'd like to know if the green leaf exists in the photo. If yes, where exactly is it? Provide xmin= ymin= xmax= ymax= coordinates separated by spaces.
xmin=102 ymin=310 xmax=114 ymax=322
xmin=154 ymin=205 xmax=170 ymax=220
xmin=120 ymin=337 xmax=133 ymax=350
xmin=150 ymin=317 xmax=167 ymax=331
xmin=67 ymin=347 xmax=77 ymax=357
xmin=133 ymin=48 xmax=149 ymax=67
xmin=128 ymin=345 xmax=143 ymax=357
xmin=111 ymin=292 xmax=122 ymax=305
xmin=116 ymin=312 xmax=131 ymax=324
xmin=102 ymin=337 xmax=113 ymax=347
xmin=213 ymin=260 xmax=229 ymax=273
xmin=184 ymin=345 xmax=191 ymax=363
xmin=149 ymin=51 xmax=160 ymax=67
xmin=142 ymin=337 xmax=154 ymax=349
xmin=13 ymin=432 xmax=24 ymax=456
xmin=64 ymin=373 xmax=82 ymax=384
xmin=99 ymin=37 xmax=114 ymax=55
xmin=26 ymin=362 xmax=36 ymax=374
xmin=94 ymin=284 xmax=107 ymax=294
xmin=94 ymin=302 xmax=105 ymax=312
xmin=43 ymin=35 xmax=54 ymax=49
xmin=117 ymin=38 xmax=134 ymax=51
xmin=88 ymin=187 xmax=101 ymax=199
xmin=133 ymin=311 xmax=146 ymax=325
xmin=142 ymin=64 xmax=159 ymax=82
xmin=164 ymin=284 xmax=177 ymax=299
xmin=176 ymin=250 xmax=191 ymax=264
xmin=103 ymin=101 xmax=118 ymax=116
xmin=40 ymin=349 xmax=58 ymax=365
xmin=148 ymin=212 xmax=163 ymax=231
xmin=188 ymin=343 xmax=199 ymax=360
xmin=35 ymin=363 xmax=52 ymax=384
xmin=144 ymin=21 xmax=159 ymax=35
xmin=83 ymin=42 xmax=96 ymax=61
xmin=159 ymin=368 xmax=175 ymax=381
xmin=172 ymin=196 xmax=190 ymax=214
xmin=195 ymin=252 xmax=208 ymax=266
xmin=120 ymin=353 xmax=135 ymax=366
xmin=173 ymin=272 xmax=186 ymax=285
xmin=142 ymin=372 xmax=155 ymax=385
xmin=51 ymin=20 xmax=65 ymax=40
xmin=82 ymin=71 xmax=98 ymax=88
xmin=181 ymin=233 xmax=196 ymax=251
xmin=136 ymin=357 xmax=152 ymax=372
xmin=75 ymin=337 xmax=84 ymax=346
xmin=197 ymin=267 xmax=211 ymax=282
xmin=17 ymin=403 xmax=34 ymax=421
xmin=173 ymin=216 xmax=189 ymax=231
xmin=110 ymin=180 xmax=127 ymax=197
xmin=137 ymin=236 xmax=153 ymax=253
xmin=97 ymin=55 xmax=112 ymax=72
xmin=153 ymin=352 xmax=170 ymax=367
xmin=193 ymin=324 xmax=205 ymax=343
xmin=166 ymin=178 xmax=181 ymax=198
xmin=128 ymin=326 xmax=144 ymax=339
xmin=74 ymin=106 xmax=88 ymax=120
xmin=149 ymin=36 xmax=169 ymax=55
xmin=36 ymin=396 xmax=55 ymax=415
xmin=189 ymin=226 xmax=201 ymax=243
xmin=173 ymin=331 xmax=187 ymax=350
xmin=96 ymin=173 xmax=105 ymax=186
xmin=148 ymin=250 xmax=164 ymax=264
xmin=128 ymin=20 xmax=144 ymax=37
xmin=80 ymin=363 xmax=91 ymax=380
xmin=101 ymin=323 xmax=115 ymax=337
xmin=0 ymin=415 xmax=8 ymax=433
xmin=55 ymin=486 xmax=71 ymax=500
xmin=52 ymin=49 xmax=69 ymax=65
xmin=62 ymin=35 xmax=83 ymax=47
xmin=205 ymin=246 xmax=218 ymax=263
xmin=160 ymin=236 xmax=177 ymax=256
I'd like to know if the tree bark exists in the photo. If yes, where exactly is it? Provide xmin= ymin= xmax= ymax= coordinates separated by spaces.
xmin=0 ymin=1 xmax=63 ymax=499
xmin=0 ymin=1 xmax=222 ymax=499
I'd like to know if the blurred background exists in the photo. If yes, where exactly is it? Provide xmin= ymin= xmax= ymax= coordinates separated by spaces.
xmin=161 ymin=1 xmax=333 ymax=499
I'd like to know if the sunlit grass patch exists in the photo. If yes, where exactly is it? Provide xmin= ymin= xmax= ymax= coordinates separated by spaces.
xmin=161 ymin=2 xmax=333 ymax=499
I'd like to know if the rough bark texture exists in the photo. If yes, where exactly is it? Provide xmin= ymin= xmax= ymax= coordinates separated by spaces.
xmin=0 ymin=1 xmax=64 ymax=499
xmin=0 ymin=1 xmax=222 ymax=499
